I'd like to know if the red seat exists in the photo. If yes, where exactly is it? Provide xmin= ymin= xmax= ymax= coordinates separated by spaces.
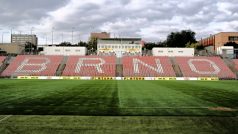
xmin=233 ymin=59 xmax=238 ymax=71
xmin=1 ymin=55 xmax=63 ymax=76
xmin=176 ymin=56 xmax=236 ymax=79
xmin=122 ymin=56 xmax=176 ymax=77
xmin=62 ymin=56 xmax=116 ymax=77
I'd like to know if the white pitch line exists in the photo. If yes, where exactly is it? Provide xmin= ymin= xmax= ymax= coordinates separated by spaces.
xmin=120 ymin=107 xmax=210 ymax=109
xmin=0 ymin=115 xmax=12 ymax=123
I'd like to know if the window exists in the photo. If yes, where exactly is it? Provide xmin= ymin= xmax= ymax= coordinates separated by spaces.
xmin=65 ymin=49 xmax=70 ymax=52
xmin=55 ymin=49 xmax=60 ymax=52
xmin=178 ymin=51 xmax=183 ymax=53
xmin=168 ymin=51 xmax=173 ymax=53
xmin=158 ymin=51 xmax=163 ymax=53
xmin=38 ymin=47 xmax=43 ymax=51
xmin=75 ymin=50 xmax=80 ymax=52
xmin=229 ymin=36 xmax=238 ymax=41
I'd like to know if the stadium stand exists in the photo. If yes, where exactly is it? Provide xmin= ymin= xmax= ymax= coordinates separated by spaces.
xmin=1 ymin=55 xmax=63 ymax=76
xmin=62 ymin=56 xmax=116 ymax=76
xmin=1 ymin=54 xmax=237 ymax=79
xmin=233 ymin=59 xmax=238 ymax=71
xmin=175 ymin=56 xmax=236 ymax=79
xmin=0 ymin=56 xmax=5 ymax=66
xmin=122 ymin=56 xmax=176 ymax=77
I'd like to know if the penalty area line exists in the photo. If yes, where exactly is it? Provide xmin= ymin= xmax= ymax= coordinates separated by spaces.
xmin=120 ymin=107 xmax=211 ymax=109
xmin=0 ymin=115 xmax=12 ymax=123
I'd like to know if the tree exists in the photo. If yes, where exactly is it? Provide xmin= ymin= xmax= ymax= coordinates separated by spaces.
xmin=59 ymin=42 xmax=72 ymax=46
xmin=166 ymin=30 xmax=197 ymax=47
xmin=59 ymin=41 xmax=88 ymax=46
xmin=25 ymin=42 xmax=37 ymax=54
xmin=77 ymin=41 xmax=87 ymax=47
xmin=0 ymin=49 xmax=7 ymax=55
xmin=143 ymin=41 xmax=166 ymax=50
xmin=87 ymin=37 xmax=97 ymax=53
xmin=186 ymin=42 xmax=204 ymax=50
xmin=196 ymin=45 xmax=205 ymax=50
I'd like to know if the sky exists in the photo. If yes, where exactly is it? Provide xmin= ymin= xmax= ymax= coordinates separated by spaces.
xmin=0 ymin=0 xmax=238 ymax=45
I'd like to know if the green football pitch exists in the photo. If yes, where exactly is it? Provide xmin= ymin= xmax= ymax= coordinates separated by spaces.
xmin=0 ymin=80 xmax=237 ymax=133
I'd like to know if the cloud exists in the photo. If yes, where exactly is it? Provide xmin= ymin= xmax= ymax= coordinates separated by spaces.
xmin=0 ymin=0 xmax=238 ymax=44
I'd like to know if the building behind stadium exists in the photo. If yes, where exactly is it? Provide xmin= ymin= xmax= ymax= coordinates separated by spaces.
xmin=0 ymin=34 xmax=38 ymax=55
xmin=97 ymin=38 xmax=143 ymax=57
xmin=200 ymin=32 xmax=238 ymax=58
xmin=11 ymin=34 xmax=38 ymax=46
xmin=90 ymin=32 xmax=110 ymax=39
xmin=39 ymin=46 xmax=87 ymax=56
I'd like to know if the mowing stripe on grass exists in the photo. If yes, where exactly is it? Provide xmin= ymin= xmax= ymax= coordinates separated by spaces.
xmin=149 ymin=81 xmax=222 ymax=107
xmin=1 ymin=115 xmax=237 ymax=134
xmin=119 ymin=81 xmax=218 ymax=108
xmin=0 ymin=80 xmax=238 ymax=116
xmin=117 ymin=81 xmax=122 ymax=106
xmin=160 ymin=81 xmax=238 ymax=108
xmin=0 ymin=115 xmax=12 ymax=123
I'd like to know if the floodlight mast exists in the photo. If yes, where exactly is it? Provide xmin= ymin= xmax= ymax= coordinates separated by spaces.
xmin=52 ymin=27 xmax=55 ymax=45
xmin=2 ymin=32 xmax=9 ymax=44
xmin=72 ymin=27 xmax=75 ymax=44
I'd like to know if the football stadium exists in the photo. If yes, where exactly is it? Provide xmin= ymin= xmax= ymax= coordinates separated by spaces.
xmin=0 ymin=35 xmax=238 ymax=133
xmin=1 ymin=0 xmax=238 ymax=132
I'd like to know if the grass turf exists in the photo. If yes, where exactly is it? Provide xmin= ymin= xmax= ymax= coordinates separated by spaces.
xmin=0 ymin=115 xmax=237 ymax=134
xmin=0 ymin=80 xmax=237 ymax=116
xmin=0 ymin=80 xmax=238 ymax=133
